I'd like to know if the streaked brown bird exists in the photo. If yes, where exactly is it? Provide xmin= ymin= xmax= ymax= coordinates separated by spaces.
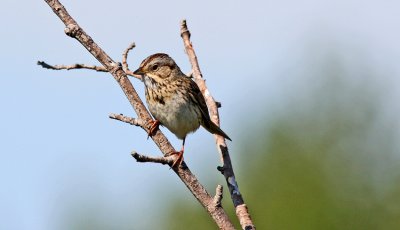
xmin=134 ymin=53 xmax=231 ymax=167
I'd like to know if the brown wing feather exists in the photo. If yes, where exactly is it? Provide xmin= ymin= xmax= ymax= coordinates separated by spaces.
xmin=186 ymin=78 xmax=232 ymax=141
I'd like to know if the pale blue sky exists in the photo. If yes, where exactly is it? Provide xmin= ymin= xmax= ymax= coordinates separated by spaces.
xmin=1 ymin=0 xmax=400 ymax=229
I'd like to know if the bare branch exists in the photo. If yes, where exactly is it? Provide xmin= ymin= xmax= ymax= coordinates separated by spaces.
xmin=180 ymin=19 xmax=255 ymax=229
xmin=131 ymin=151 xmax=173 ymax=165
xmin=37 ymin=60 xmax=139 ymax=78
xmin=37 ymin=61 xmax=108 ymax=72
xmin=37 ymin=42 xmax=141 ymax=79
xmin=42 ymin=1 xmax=235 ymax=229
xmin=109 ymin=113 xmax=146 ymax=128
xmin=213 ymin=185 xmax=223 ymax=207
xmin=236 ymin=204 xmax=254 ymax=230
xmin=122 ymin=42 xmax=142 ymax=80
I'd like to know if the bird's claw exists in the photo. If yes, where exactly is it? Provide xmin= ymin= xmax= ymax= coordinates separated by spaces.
xmin=147 ymin=119 xmax=160 ymax=139
xmin=170 ymin=150 xmax=184 ymax=168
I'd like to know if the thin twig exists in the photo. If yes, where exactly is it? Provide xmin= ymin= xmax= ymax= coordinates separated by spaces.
xmin=213 ymin=185 xmax=223 ymax=207
xmin=122 ymin=43 xmax=142 ymax=79
xmin=42 ymin=1 xmax=235 ymax=229
xmin=131 ymin=151 xmax=173 ymax=165
xmin=109 ymin=113 xmax=146 ymax=128
xmin=180 ymin=19 xmax=255 ymax=229
xmin=37 ymin=61 xmax=108 ymax=72
xmin=38 ymin=42 xmax=142 ymax=79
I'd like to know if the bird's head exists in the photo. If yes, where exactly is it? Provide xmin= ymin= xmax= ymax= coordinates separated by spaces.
xmin=134 ymin=53 xmax=179 ymax=84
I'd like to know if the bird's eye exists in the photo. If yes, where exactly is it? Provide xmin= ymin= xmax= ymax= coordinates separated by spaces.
xmin=151 ymin=64 xmax=159 ymax=71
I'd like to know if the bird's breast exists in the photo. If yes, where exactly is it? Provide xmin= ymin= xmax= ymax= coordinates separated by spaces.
xmin=147 ymin=91 xmax=201 ymax=140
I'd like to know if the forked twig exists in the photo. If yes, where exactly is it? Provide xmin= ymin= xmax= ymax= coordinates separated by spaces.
xmin=37 ymin=43 xmax=142 ymax=79
xmin=122 ymin=43 xmax=142 ymax=79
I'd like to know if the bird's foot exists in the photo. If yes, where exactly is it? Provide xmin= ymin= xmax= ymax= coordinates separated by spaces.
xmin=147 ymin=119 xmax=160 ymax=139
xmin=169 ymin=150 xmax=184 ymax=168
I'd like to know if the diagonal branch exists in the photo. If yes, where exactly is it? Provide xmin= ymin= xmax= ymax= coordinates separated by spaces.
xmin=42 ymin=1 xmax=235 ymax=229
xmin=180 ymin=20 xmax=255 ymax=229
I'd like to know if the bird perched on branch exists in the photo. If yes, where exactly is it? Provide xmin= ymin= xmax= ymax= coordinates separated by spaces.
xmin=133 ymin=53 xmax=231 ymax=167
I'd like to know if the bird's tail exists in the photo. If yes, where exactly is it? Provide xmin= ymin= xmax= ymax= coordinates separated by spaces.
xmin=202 ymin=120 xmax=232 ymax=141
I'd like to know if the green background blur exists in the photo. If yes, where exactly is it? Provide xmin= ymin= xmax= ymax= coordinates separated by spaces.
xmin=162 ymin=52 xmax=400 ymax=229
xmin=61 ymin=43 xmax=400 ymax=230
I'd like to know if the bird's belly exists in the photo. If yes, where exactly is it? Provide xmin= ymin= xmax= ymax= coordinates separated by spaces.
xmin=148 ymin=95 xmax=201 ymax=139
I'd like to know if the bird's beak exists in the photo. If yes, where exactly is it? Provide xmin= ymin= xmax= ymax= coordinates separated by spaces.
xmin=133 ymin=68 xmax=145 ymax=75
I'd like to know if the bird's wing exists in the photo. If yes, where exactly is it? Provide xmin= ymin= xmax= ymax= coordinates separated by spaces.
xmin=187 ymin=78 xmax=232 ymax=141
xmin=187 ymin=78 xmax=211 ymax=121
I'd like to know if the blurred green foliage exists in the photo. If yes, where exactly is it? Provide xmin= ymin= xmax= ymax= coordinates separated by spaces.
xmin=161 ymin=55 xmax=400 ymax=229
xmin=60 ymin=52 xmax=400 ymax=230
